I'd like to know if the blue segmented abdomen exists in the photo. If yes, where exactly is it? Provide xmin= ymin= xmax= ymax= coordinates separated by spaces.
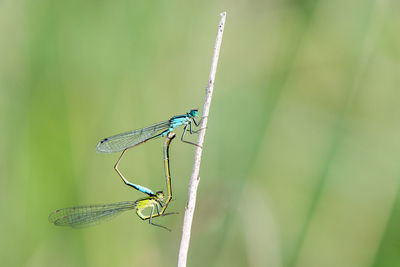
xmin=132 ymin=184 xmax=154 ymax=195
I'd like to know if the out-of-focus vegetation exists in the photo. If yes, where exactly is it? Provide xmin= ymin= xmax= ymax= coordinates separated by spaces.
xmin=1 ymin=0 xmax=399 ymax=266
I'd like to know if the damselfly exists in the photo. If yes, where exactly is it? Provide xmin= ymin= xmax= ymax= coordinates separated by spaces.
xmin=49 ymin=132 xmax=177 ymax=231
xmin=96 ymin=110 xmax=199 ymax=197
xmin=48 ymin=191 xmax=175 ymax=231
xmin=96 ymin=109 xmax=200 ymax=153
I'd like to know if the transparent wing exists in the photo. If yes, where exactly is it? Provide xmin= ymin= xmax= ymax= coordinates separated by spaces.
xmin=49 ymin=201 xmax=136 ymax=228
xmin=96 ymin=121 xmax=171 ymax=153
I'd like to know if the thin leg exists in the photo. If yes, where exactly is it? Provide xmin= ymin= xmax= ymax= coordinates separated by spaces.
xmin=192 ymin=117 xmax=199 ymax=127
xmin=141 ymin=209 xmax=178 ymax=219
xmin=192 ymin=116 xmax=208 ymax=133
xmin=189 ymin=120 xmax=194 ymax=134
xmin=155 ymin=203 xmax=161 ymax=216
xmin=192 ymin=116 xmax=208 ymax=127
xmin=181 ymin=124 xmax=202 ymax=148
xmin=192 ymin=126 xmax=207 ymax=134
xmin=161 ymin=212 xmax=179 ymax=216
xmin=148 ymin=205 xmax=171 ymax=231
xmin=192 ymin=117 xmax=199 ymax=126
xmin=189 ymin=120 xmax=207 ymax=134
xmin=138 ymin=202 xmax=177 ymax=230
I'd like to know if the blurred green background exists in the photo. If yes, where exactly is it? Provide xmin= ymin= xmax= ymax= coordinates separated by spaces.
xmin=1 ymin=0 xmax=400 ymax=266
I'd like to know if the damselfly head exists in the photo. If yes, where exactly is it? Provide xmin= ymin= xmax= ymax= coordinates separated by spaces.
xmin=189 ymin=109 xmax=199 ymax=118
xmin=155 ymin=191 xmax=165 ymax=200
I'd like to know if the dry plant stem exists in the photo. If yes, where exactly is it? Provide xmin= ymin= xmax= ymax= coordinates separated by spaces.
xmin=177 ymin=11 xmax=226 ymax=267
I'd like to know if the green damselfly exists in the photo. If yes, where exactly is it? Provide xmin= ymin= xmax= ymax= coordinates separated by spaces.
xmin=48 ymin=191 xmax=174 ymax=231
xmin=49 ymin=132 xmax=177 ymax=231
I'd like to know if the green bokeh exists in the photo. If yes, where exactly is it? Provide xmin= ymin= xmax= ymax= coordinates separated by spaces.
xmin=1 ymin=0 xmax=400 ymax=266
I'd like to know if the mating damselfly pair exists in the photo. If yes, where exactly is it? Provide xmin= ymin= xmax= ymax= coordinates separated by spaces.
xmin=49 ymin=110 xmax=201 ymax=231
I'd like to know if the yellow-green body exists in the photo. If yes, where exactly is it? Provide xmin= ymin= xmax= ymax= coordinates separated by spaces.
xmin=135 ymin=192 xmax=165 ymax=220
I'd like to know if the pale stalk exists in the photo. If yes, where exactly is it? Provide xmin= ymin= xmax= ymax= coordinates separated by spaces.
xmin=177 ymin=11 xmax=227 ymax=267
